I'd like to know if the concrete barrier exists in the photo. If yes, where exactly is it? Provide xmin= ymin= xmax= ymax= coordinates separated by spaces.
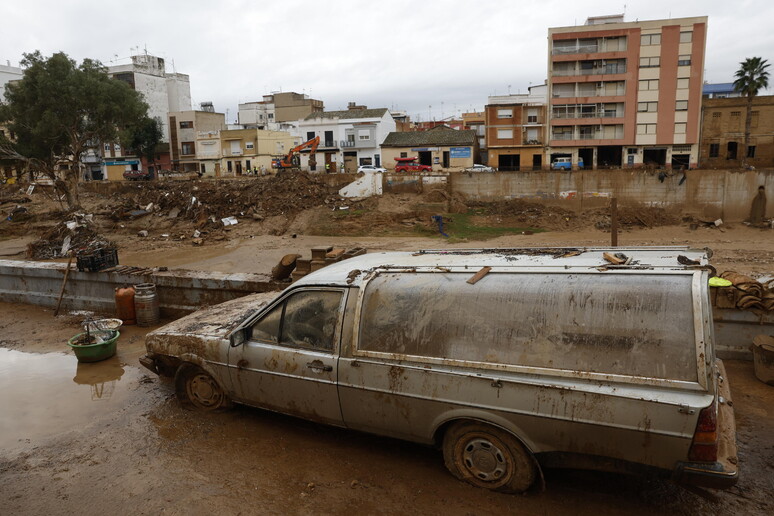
xmin=450 ymin=168 xmax=774 ymax=221
xmin=0 ymin=259 xmax=284 ymax=319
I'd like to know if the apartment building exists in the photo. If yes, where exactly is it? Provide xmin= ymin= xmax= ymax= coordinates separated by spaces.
xmin=239 ymin=92 xmax=323 ymax=130
xmin=547 ymin=15 xmax=707 ymax=169
xmin=296 ymin=105 xmax=396 ymax=173
xmin=219 ymin=129 xmax=298 ymax=176
xmin=461 ymin=112 xmax=486 ymax=163
xmin=109 ymin=54 xmax=192 ymax=142
xmin=168 ymin=110 xmax=227 ymax=176
xmin=486 ymin=84 xmax=547 ymax=170
xmin=699 ymin=95 xmax=774 ymax=168
xmin=0 ymin=62 xmax=22 ymax=97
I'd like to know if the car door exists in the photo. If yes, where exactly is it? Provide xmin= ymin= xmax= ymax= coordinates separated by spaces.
xmin=228 ymin=288 xmax=347 ymax=425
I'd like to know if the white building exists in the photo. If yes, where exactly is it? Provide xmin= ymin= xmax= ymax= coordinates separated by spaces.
xmin=0 ymin=62 xmax=22 ymax=98
xmin=108 ymin=54 xmax=191 ymax=142
xmin=295 ymin=106 xmax=396 ymax=173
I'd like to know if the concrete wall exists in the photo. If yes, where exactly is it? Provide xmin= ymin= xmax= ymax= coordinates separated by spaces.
xmin=0 ymin=260 xmax=283 ymax=319
xmin=450 ymin=169 xmax=774 ymax=221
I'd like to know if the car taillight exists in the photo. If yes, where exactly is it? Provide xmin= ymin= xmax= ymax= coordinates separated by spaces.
xmin=688 ymin=401 xmax=718 ymax=462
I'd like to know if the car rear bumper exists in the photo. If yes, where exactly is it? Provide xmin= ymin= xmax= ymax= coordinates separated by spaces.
xmin=673 ymin=461 xmax=738 ymax=489
xmin=139 ymin=354 xmax=158 ymax=374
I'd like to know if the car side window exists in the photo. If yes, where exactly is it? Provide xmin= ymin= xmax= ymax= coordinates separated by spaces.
xmin=280 ymin=291 xmax=343 ymax=352
xmin=251 ymin=303 xmax=282 ymax=343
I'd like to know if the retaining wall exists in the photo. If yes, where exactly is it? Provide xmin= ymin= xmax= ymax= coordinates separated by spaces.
xmin=0 ymin=259 xmax=284 ymax=319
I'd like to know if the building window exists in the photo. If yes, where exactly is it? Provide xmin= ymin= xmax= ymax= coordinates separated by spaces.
xmin=730 ymin=111 xmax=741 ymax=118
xmin=179 ymin=121 xmax=193 ymax=129
xmin=727 ymin=142 xmax=738 ymax=160
xmin=637 ymin=101 xmax=657 ymax=112
xmin=680 ymin=31 xmax=693 ymax=43
xmin=709 ymin=143 xmax=719 ymax=158
xmin=747 ymin=146 xmax=756 ymax=158
xmin=677 ymin=78 xmax=689 ymax=89
xmin=104 ymin=143 xmax=111 ymax=152
xmin=268 ymin=113 xmax=274 ymax=120
xmin=400 ymin=152 xmax=408 ymax=158
xmin=552 ymin=126 xmax=573 ymax=140
xmin=674 ymin=123 xmax=687 ymax=134
xmin=497 ymin=109 xmax=513 ymax=119
xmin=245 ymin=142 xmax=254 ymax=150
xmin=181 ymin=142 xmax=195 ymax=155
xmin=676 ymin=100 xmax=688 ymax=111
xmin=628 ymin=148 xmax=637 ymax=155
xmin=227 ymin=161 xmax=233 ymax=172
xmin=639 ymin=79 xmax=659 ymax=91
xmin=639 ymin=56 xmax=660 ymax=68
xmin=527 ymin=115 xmax=538 ymax=123
xmin=752 ymin=111 xmax=760 ymax=128
xmin=712 ymin=112 xmax=721 ymax=118
xmin=497 ymin=129 xmax=513 ymax=139
xmin=306 ymin=131 xmax=315 ymax=141
xmin=637 ymin=124 xmax=656 ymax=135
xmin=358 ymin=130 xmax=370 ymax=141
xmin=678 ymin=55 xmax=692 ymax=66
xmin=640 ymin=33 xmax=661 ymax=46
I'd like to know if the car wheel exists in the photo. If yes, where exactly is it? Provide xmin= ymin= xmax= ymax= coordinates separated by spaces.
xmin=175 ymin=364 xmax=231 ymax=411
xmin=442 ymin=421 xmax=536 ymax=493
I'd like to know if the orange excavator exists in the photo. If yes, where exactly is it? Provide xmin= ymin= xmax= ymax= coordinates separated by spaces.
xmin=272 ymin=136 xmax=319 ymax=170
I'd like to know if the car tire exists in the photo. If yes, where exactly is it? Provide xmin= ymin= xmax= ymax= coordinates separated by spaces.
xmin=175 ymin=364 xmax=231 ymax=411
xmin=442 ymin=421 xmax=536 ymax=493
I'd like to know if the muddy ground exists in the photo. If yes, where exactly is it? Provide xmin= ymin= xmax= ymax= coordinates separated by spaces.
xmin=1 ymin=176 xmax=774 ymax=514
xmin=0 ymin=302 xmax=772 ymax=516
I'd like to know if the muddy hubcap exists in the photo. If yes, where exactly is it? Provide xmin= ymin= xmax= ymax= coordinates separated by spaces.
xmin=188 ymin=373 xmax=221 ymax=408
xmin=462 ymin=438 xmax=508 ymax=482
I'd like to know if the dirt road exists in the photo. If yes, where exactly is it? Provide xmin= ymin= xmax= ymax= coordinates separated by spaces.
xmin=1 ymin=302 xmax=773 ymax=516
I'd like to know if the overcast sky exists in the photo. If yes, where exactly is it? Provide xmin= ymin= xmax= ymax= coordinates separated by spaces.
xmin=2 ymin=0 xmax=773 ymax=123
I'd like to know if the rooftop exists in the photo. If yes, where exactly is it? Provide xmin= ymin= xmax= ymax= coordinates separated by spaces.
xmin=304 ymin=108 xmax=388 ymax=121
xmin=381 ymin=126 xmax=477 ymax=147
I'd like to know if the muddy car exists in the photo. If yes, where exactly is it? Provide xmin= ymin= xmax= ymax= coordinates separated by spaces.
xmin=141 ymin=247 xmax=738 ymax=493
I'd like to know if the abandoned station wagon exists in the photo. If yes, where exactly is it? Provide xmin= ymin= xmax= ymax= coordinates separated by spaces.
xmin=141 ymin=247 xmax=738 ymax=493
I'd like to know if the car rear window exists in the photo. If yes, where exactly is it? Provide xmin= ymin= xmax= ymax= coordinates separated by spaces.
xmin=357 ymin=272 xmax=698 ymax=382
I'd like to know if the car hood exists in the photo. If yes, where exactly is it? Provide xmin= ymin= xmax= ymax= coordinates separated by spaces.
xmin=148 ymin=291 xmax=278 ymax=339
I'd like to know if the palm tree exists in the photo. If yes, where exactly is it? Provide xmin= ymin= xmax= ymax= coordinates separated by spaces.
xmin=733 ymin=57 xmax=770 ymax=168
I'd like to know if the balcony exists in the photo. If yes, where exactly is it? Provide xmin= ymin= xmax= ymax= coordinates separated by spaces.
xmin=552 ymin=65 xmax=627 ymax=77
xmin=553 ymin=44 xmax=599 ymax=55
xmin=340 ymin=140 xmax=355 ymax=148
xmin=523 ymin=139 xmax=542 ymax=146
xmin=228 ymin=150 xmax=242 ymax=156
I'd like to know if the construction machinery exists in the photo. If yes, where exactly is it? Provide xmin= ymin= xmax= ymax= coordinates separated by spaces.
xmin=272 ymin=136 xmax=319 ymax=170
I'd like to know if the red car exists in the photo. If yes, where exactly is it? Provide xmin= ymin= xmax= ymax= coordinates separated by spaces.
xmin=394 ymin=157 xmax=432 ymax=173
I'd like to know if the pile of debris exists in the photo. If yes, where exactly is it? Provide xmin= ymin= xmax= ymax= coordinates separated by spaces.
xmin=714 ymin=271 xmax=774 ymax=312
xmin=469 ymin=199 xmax=581 ymax=230
xmin=106 ymin=173 xmax=345 ymax=224
xmin=26 ymin=213 xmax=115 ymax=260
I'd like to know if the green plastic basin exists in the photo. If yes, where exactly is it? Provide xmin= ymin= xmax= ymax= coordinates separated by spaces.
xmin=67 ymin=331 xmax=120 ymax=363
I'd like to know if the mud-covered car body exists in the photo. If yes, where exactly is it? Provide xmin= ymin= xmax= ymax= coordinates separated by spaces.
xmin=142 ymin=247 xmax=738 ymax=491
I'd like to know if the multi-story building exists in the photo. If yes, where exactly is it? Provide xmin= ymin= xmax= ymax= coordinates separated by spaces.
xmin=296 ymin=104 xmax=396 ymax=173
xmin=169 ymin=110 xmax=227 ymax=176
xmin=485 ymin=85 xmax=547 ymax=171
xmin=0 ymin=62 xmax=22 ymax=97
xmin=699 ymin=95 xmax=774 ymax=168
xmin=461 ymin=111 xmax=486 ymax=163
xmin=547 ymin=15 xmax=707 ymax=169
xmin=219 ymin=129 xmax=298 ymax=176
xmin=108 ymin=54 xmax=192 ymax=142
xmin=239 ymin=92 xmax=323 ymax=130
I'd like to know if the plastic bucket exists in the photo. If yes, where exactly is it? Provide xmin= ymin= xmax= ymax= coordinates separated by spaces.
xmin=67 ymin=330 xmax=120 ymax=363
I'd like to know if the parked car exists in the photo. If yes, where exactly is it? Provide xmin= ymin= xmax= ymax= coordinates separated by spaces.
xmin=463 ymin=164 xmax=497 ymax=173
xmin=551 ymin=157 xmax=583 ymax=170
xmin=141 ymin=247 xmax=738 ymax=494
xmin=123 ymin=169 xmax=152 ymax=181
xmin=357 ymin=165 xmax=387 ymax=174
xmin=394 ymin=158 xmax=432 ymax=173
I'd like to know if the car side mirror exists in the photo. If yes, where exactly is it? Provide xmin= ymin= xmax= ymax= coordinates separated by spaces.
xmin=230 ymin=328 xmax=247 ymax=347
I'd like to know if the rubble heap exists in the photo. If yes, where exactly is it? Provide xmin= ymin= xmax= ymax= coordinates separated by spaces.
xmin=26 ymin=214 xmax=115 ymax=260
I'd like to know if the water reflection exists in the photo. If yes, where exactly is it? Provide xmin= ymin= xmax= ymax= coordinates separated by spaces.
xmin=73 ymin=356 xmax=125 ymax=400
xmin=0 ymin=348 xmax=141 ymax=452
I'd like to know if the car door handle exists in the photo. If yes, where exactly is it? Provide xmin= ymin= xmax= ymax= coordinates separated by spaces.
xmin=306 ymin=361 xmax=332 ymax=372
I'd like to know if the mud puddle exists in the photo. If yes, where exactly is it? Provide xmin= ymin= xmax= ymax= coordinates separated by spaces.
xmin=0 ymin=349 xmax=145 ymax=454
